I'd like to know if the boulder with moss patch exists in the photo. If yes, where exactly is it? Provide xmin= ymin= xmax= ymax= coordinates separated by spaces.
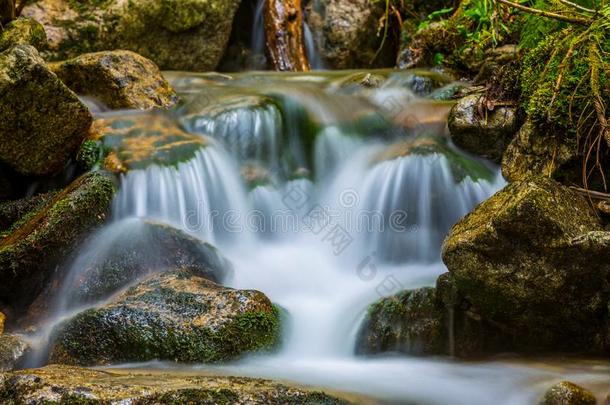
xmin=49 ymin=269 xmax=281 ymax=365
xmin=0 ymin=365 xmax=351 ymax=404
xmin=0 ymin=45 xmax=92 ymax=176
xmin=50 ymin=50 xmax=178 ymax=110
xmin=448 ymin=94 xmax=518 ymax=163
xmin=0 ymin=17 xmax=47 ymax=51
xmin=540 ymin=381 xmax=596 ymax=405
xmin=442 ymin=177 xmax=610 ymax=353
xmin=0 ymin=172 xmax=115 ymax=312
xmin=90 ymin=112 xmax=210 ymax=173
xmin=63 ymin=219 xmax=231 ymax=308
xmin=23 ymin=0 xmax=241 ymax=71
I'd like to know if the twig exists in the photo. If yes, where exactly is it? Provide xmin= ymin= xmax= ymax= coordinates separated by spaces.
xmin=494 ymin=0 xmax=593 ymax=25
xmin=557 ymin=0 xmax=596 ymax=14
xmin=570 ymin=186 xmax=610 ymax=199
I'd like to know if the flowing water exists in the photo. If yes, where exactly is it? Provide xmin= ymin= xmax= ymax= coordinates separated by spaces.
xmin=31 ymin=70 xmax=610 ymax=404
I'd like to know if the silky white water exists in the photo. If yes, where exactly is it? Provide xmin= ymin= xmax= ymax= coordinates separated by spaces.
xmin=38 ymin=71 xmax=610 ymax=403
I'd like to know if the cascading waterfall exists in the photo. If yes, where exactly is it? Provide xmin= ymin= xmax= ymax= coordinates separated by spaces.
xmin=32 ymin=70 xmax=610 ymax=405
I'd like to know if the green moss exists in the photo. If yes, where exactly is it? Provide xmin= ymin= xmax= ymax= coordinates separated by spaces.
xmin=76 ymin=140 xmax=103 ymax=170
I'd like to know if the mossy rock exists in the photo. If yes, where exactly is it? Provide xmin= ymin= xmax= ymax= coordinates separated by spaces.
xmin=0 ymin=365 xmax=352 ymax=404
xmin=0 ymin=17 xmax=47 ymax=51
xmin=90 ymin=112 xmax=209 ymax=173
xmin=0 ymin=45 xmax=92 ymax=176
xmin=49 ymin=269 xmax=281 ymax=365
xmin=448 ymin=94 xmax=519 ymax=163
xmin=502 ymin=120 xmax=581 ymax=184
xmin=64 ymin=220 xmax=231 ymax=307
xmin=374 ymin=135 xmax=495 ymax=183
xmin=0 ymin=191 xmax=57 ymax=235
xmin=356 ymin=276 xmax=514 ymax=358
xmin=0 ymin=334 xmax=30 ymax=372
xmin=22 ymin=0 xmax=241 ymax=71
xmin=356 ymin=288 xmax=445 ymax=356
xmin=442 ymin=177 xmax=610 ymax=353
xmin=539 ymin=381 xmax=596 ymax=405
xmin=0 ymin=172 xmax=115 ymax=313
xmin=50 ymin=50 xmax=178 ymax=110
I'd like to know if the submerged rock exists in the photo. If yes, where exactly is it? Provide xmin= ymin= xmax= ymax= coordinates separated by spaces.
xmin=0 ymin=365 xmax=351 ymax=404
xmin=50 ymin=269 xmax=281 ymax=365
xmin=448 ymin=94 xmax=519 ymax=163
xmin=540 ymin=381 xmax=596 ymax=405
xmin=0 ymin=334 xmax=30 ymax=372
xmin=90 ymin=112 xmax=209 ymax=173
xmin=375 ymin=136 xmax=494 ymax=183
xmin=0 ymin=17 xmax=47 ymax=51
xmin=50 ymin=50 xmax=178 ymax=110
xmin=64 ymin=220 xmax=231 ymax=307
xmin=0 ymin=45 xmax=92 ymax=176
xmin=442 ymin=177 xmax=609 ymax=353
xmin=23 ymin=0 xmax=241 ymax=71
xmin=0 ymin=172 xmax=115 ymax=312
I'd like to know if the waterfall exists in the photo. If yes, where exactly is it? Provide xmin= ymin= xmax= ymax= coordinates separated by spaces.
xmin=31 ymin=70 xmax=592 ymax=405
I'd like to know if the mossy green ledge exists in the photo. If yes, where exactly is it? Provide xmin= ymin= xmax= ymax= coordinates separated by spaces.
xmin=0 ymin=365 xmax=352 ymax=404
xmin=0 ymin=171 xmax=115 ymax=312
xmin=49 ymin=268 xmax=281 ymax=365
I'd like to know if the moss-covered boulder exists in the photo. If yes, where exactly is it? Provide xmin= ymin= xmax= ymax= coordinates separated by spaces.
xmin=0 ymin=365 xmax=351 ymax=404
xmin=0 ymin=172 xmax=115 ymax=312
xmin=540 ymin=381 xmax=596 ymax=405
xmin=90 ymin=112 xmax=210 ymax=173
xmin=448 ymin=94 xmax=518 ymax=163
xmin=442 ymin=177 xmax=610 ymax=353
xmin=0 ymin=334 xmax=29 ymax=372
xmin=49 ymin=269 xmax=281 ymax=365
xmin=356 ymin=288 xmax=445 ymax=356
xmin=0 ymin=45 xmax=92 ymax=176
xmin=64 ymin=220 xmax=231 ymax=307
xmin=502 ymin=120 xmax=580 ymax=184
xmin=0 ymin=17 xmax=47 ymax=51
xmin=50 ymin=50 xmax=178 ymax=110
xmin=23 ymin=0 xmax=241 ymax=71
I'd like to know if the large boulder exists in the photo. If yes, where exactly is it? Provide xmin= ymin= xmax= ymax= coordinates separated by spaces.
xmin=305 ymin=0 xmax=396 ymax=69
xmin=442 ymin=177 xmax=610 ymax=353
xmin=0 ymin=172 xmax=115 ymax=312
xmin=448 ymin=94 xmax=519 ymax=163
xmin=22 ymin=0 xmax=242 ymax=71
xmin=540 ymin=381 xmax=596 ymax=405
xmin=0 ymin=365 xmax=351 ymax=404
xmin=0 ymin=17 xmax=47 ymax=51
xmin=90 ymin=112 xmax=210 ymax=173
xmin=49 ymin=269 xmax=281 ymax=365
xmin=50 ymin=50 xmax=178 ymax=110
xmin=0 ymin=45 xmax=92 ymax=176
